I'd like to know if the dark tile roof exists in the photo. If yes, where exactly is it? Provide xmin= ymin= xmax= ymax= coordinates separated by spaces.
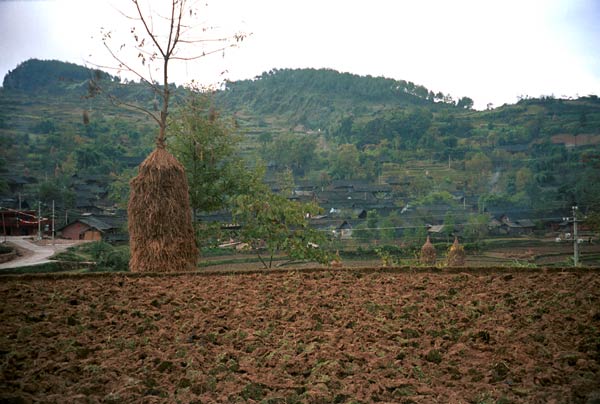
xmin=79 ymin=216 xmax=114 ymax=231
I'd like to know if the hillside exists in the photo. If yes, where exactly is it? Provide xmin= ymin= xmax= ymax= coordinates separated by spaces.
xmin=1 ymin=59 xmax=599 ymax=245
xmin=214 ymin=68 xmax=457 ymax=131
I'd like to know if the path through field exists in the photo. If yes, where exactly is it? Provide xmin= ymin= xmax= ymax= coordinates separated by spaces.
xmin=0 ymin=236 xmax=79 ymax=269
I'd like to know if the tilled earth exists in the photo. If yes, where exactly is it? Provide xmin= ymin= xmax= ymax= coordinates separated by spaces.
xmin=1 ymin=268 xmax=599 ymax=403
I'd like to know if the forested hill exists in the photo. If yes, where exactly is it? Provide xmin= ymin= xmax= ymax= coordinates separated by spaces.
xmin=2 ymin=59 xmax=115 ymax=94
xmin=1 ymin=59 xmax=600 ymax=219
xmin=215 ymin=68 xmax=470 ymax=130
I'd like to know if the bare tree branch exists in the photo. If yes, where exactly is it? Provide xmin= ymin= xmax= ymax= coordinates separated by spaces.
xmin=170 ymin=44 xmax=238 ymax=61
xmin=91 ymin=0 xmax=247 ymax=149
xmin=109 ymin=96 xmax=161 ymax=127
xmin=133 ymin=0 xmax=166 ymax=58
xmin=100 ymin=42 xmax=162 ymax=94
xmin=88 ymin=80 xmax=162 ymax=127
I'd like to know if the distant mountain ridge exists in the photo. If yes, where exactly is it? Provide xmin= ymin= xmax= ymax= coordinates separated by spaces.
xmin=2 ymin=59 xmax=115 ymax=94
xmin=1 ymin=59 xmax=463 ymax=125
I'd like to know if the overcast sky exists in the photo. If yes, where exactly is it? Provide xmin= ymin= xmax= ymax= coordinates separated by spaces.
xmin=0 ymin=0 xmax=599 ymax=109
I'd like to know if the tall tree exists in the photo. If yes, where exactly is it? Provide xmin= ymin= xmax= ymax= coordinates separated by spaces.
xmin=95 ymin=0 xmax=245 ymax=272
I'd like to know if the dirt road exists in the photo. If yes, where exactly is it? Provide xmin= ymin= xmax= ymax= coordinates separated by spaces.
xmin=0 ymin=236 xmax=77 ymax=269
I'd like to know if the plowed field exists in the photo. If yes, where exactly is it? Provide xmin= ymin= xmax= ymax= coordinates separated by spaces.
xmin=1 ymin=268 xmax=599 ymax=403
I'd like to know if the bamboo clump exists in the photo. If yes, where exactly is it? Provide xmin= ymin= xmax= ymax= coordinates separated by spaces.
xmin=128 ymin=147 xmax=198 ymax=272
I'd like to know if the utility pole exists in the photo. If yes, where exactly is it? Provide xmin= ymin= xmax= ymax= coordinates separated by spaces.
xmin=1 ymin=210 xmax=6 ymax=242
xmin=17 ymin=193 xmax=21 ymax=232
xmin=573 ymin=205 xmax=579 ymax=267
xmin=37 ymin=201 xmax=42 ymax=241
xmin=563 ymin=205 xmax=580 ymax=267
xmin=52 ymin=200 xmax=55 ymax=246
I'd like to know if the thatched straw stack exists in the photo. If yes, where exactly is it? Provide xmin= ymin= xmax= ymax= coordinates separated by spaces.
xmin=330 ymin=250 xmax=343 ymax=268
xmin=447 ymin=236 xmax=466 ymax=267
xmin=420 ymin=236 xmax=436 ymax=266
xmin=128 ymin=147 xmax=198 ymax=272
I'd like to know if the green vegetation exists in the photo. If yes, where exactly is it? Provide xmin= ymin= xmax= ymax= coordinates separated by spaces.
xmin=52 ymin=241 xmax=129 ymax=272
xmin=1 ymin=60 xmax=599 ymax=264
xmin=169 ymin=93 xmax=254 ymax=215
xmin=232 ymin=167 xmax=331 ymax=268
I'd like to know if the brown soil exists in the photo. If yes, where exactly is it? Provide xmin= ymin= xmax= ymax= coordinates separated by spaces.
xmin=1 ymin=268 xmax=599 ymax=403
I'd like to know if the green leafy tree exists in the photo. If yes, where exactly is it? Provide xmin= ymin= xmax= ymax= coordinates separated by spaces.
xmin=365 ymin=210 xmax=380 ymax=240
xmin=407 ymin=174 xmax=434 ymax=199
xmin=465 ymin=152 xmax=493 ymax=193
xmin=515 ymin=167 xmax=534 ymax=192
xmin=379 ymin=216 xmax=396 ymax=242
xmin=464 ymin=213 xmax=489 ymax=242
xmin=330 ymin=143 xmax=360 ymax=179
xmin=258 ymin=132 xmax=273 ymax=148
xmin=465 ymin=152 xmax=493 ymax=173
xmin=107 ymin=168 xmax=137 ymax=208
xmin=269 ymin=134 xmax=317 ymax=175
xmin=586 ymin=211 xmax=600 ymax=234
xmin=443 ymin=212 xmax=456 ymax=241
xmin=169 ymin=94 xmax=250 ymax=218
xmin=75 ymin=145 xmax=104 ymax=170
xmin=403 ymin=224 xmax=428 ymax=248
xmin=456 ymin=96 xmax=474 ymax=110
xmin=232 ymin=171 xmax=330 ymax=268
xmin=35 ymin=178 xmax=76 ymax=208
xmin=275 ymin=167 xmax=295 ymax=196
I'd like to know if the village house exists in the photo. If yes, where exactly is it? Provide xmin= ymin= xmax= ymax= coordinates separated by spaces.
xmin=488 ymin=214 xmax=535 ymax=235
xmin=59 ymin=215 xmax=124 ymax=242
xmin=333 ymin=220 xmax=353 ymax=239
xmin=0 ymin=207 xmax=49 ymax=236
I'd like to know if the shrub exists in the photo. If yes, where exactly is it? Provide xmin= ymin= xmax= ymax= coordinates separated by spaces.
xmin=0 ymin=243 xmax=13 ymax=254
xmin=80 ymin=241 xmax=113 ymax=260
xmin=96 ymin=248 xmax=130 ymax=272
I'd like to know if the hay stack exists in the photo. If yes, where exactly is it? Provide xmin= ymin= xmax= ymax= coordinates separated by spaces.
xmin=128 ymin=147 xmax=198 ymax=272
xmin=330 ymin=250 xmax=343 ymax=268
xmin=447 ymin=236 xmax=466 ymax=267
xmin=420 ymin=236 xmax=436 ymax=266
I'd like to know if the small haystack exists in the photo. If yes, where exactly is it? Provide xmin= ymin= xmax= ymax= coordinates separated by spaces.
xmin=128 ymin=147 xmax=198 ymax=272
xmin=447 ymin=236 xmax=466 ymax=267
xmin=330 ymin=250 xmax=343 ymax=268
xmin=420 ymin=236 xmax=437 ymax=266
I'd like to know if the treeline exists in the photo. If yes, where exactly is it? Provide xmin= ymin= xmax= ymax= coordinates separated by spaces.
xmin=216 ymin=68 xmax=472 ymax=130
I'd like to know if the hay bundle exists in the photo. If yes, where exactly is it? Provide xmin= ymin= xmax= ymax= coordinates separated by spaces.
xmin=330 ymin=250 xmax=343 ymax=268
xmin=128 ymin=147 xmax=198 ymax=272
xmin=447 ymin=236 xmax=466 ymax=267
xmin=420 ymin=236 xmax=436 ymax=266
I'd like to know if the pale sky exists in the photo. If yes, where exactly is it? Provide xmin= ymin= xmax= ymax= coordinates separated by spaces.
xmin=0 ymin=0 xmax=599 ymax=109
